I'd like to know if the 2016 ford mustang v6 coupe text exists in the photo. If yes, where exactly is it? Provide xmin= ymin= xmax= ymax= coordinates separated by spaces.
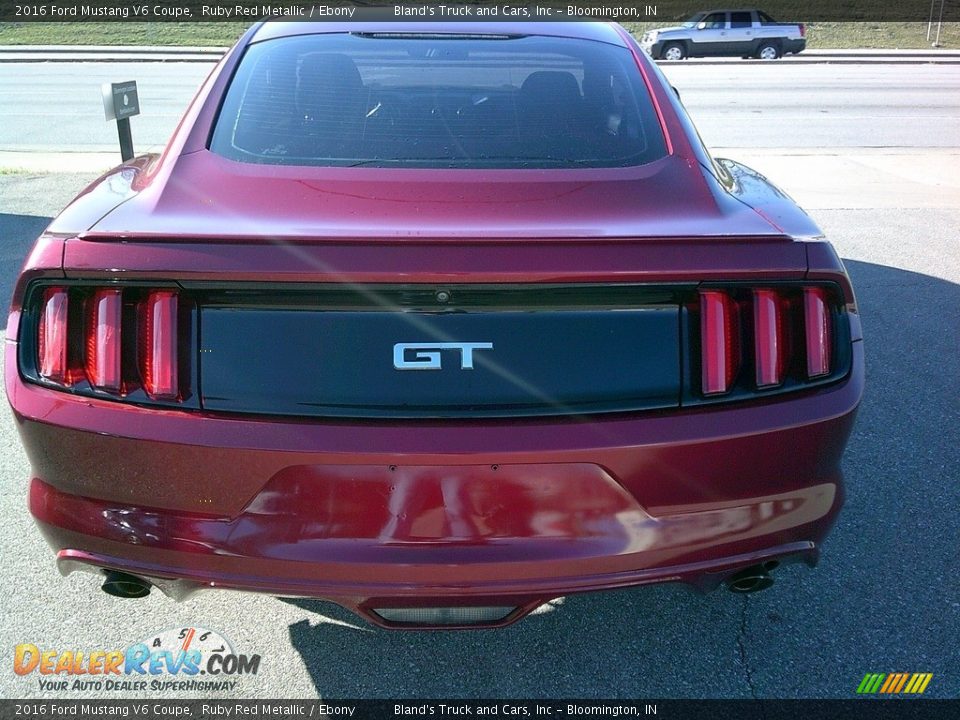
xmin=8 ymin=21 xmax=862 ymax=629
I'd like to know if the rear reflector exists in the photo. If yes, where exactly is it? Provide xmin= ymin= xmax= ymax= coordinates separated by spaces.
xmin=700 ymin=290 xmax=739 ymax=395
xmin=372 ymin=606 xmax=515 ymax=627
xmin=804 ymin=287 xmax=832 ymax=378
xmin=85 ymin=289 xmax=122 ymax=391
xmin=141 ymin=291 xmax=179 ymax=399
xmin=37 ymin=287 xmax=70 ymax=384
xmin=753 ymin=289 xmax=784 ymax=388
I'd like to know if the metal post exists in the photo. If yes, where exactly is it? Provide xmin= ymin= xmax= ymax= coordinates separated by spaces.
xmin=102 ymin=80 xmax=140 ymax=162
xmin=927 ymin=0 xmax=936 ymax=42
xmin=934 ymin=0 xmax=945 ymax=47
xmin=116 ymin=117 xmax=134 ymax=162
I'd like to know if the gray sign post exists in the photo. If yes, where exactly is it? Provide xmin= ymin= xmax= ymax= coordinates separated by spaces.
xmin=101 ymin=81 xmax=140 ymax=162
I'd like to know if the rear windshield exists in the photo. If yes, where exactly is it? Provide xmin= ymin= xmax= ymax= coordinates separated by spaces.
xmin=210 ymin=32 xmax=668 ymax=169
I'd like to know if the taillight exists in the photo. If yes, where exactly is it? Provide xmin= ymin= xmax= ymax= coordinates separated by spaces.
xmin=30 ymin=284 xmax=186 ymax=404
xmin=37 ymin=287 xmax=70 ymax=384
xmin=804 ymin=287 xmax=832 ymax=378
xmin=752 ymin=289 xmax=784 ymax=388
xmin=140 ymin=291 xmax=179 ymax=400
xmin=85 ymin=288 xmax=122 ymax=391
xmin=700 ymin=290 xmax=740 ymax=395
xmin=799 ymin=23 xmax=806 ymax=38
xmin=699 ymin=284 xmax=840 ymax=399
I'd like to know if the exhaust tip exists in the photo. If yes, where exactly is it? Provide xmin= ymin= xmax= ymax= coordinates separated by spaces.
xmin=726 ymin=565 xmax=774 ymax=594
xmin=101 ymin=571 xmax=151 ymax=599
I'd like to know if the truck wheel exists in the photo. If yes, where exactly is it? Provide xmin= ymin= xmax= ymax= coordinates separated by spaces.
xmin=661 ymin=43 xmax=687 ymax=61
xmin=757 ymin=42 xmax=781 ymax=60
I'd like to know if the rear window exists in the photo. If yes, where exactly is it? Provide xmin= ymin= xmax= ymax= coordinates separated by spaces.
xmin=210 ymin=32 xmax=668 ymax=169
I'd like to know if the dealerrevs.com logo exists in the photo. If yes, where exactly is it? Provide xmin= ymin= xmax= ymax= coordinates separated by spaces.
xmin=13 ymin=627 xmax=260 ymax=692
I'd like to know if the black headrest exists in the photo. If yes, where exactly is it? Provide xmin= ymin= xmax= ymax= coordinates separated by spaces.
xmin=519 ymin=71 xmax=582 ymax=103
xmin=296 ymin=53 xmax=365 ymax=118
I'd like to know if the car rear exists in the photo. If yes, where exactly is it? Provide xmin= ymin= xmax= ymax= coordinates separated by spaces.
xmin=7 ymin=22 xmax=861 ymax=629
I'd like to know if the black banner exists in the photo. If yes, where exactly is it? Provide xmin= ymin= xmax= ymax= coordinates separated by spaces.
xmin=1 ymin=700 xmax=959 ymax=720
xmin=0 ymin=0 xmax=958 ymax=23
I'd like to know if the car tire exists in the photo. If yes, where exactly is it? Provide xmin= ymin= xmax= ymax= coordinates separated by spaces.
xmin=756 ymin=42 xmax=781 ymax=60
xmin=661 ymin=43 xmax=687 ymax=61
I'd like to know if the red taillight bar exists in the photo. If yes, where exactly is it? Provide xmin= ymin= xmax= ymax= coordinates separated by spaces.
xmin=753 ymin=289 xmax=784 ymax=388
xmin=85 ymin=289 xmax=122 ymax=391
xmin=35 ymin=286 xmax=184 ymax=401
xmin=141 ymin=291 xmax=179 ymax=400
xmin=37 ymin=287 xmax=70 ymax=384
xmin=700 ymin=290 xmax=739 ymax=395
xmin=804 ymin=287 xmax=832 ymax=378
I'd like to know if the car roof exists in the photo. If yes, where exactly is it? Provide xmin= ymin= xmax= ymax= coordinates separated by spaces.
xmin=251 ymin=21 xmax=629 ymax=47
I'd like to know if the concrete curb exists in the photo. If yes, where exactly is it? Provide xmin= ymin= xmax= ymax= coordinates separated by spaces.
xmin=0 ymin=44 xmax=229 ymax=53
xmin=1 ymin=45 xmax=959 ymax=64
xmin=0 ymin=44 xmax=226 ymax=63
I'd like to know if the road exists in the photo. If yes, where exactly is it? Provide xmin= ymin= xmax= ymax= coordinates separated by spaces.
xmin=669 ymin=63 xmax=960 ymax=148
xmin=0 ymin=60 xmax=958 ymax=701
xmin=1 ymin=62 xmax=959 ymax=153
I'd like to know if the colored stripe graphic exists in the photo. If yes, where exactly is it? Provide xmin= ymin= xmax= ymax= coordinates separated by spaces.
xmin=857 ymin=673 xmax=887 ymax=695
xmin=857 ymin=673 xmax=933 ymax=694
xmin=910 ymin=673 xmax=934 ymax=694
xmin=856 ymin=674 xmax=875 ymax=694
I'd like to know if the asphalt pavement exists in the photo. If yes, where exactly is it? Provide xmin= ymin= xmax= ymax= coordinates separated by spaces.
xmin=0 ymin=59 xmax=957 ymax=700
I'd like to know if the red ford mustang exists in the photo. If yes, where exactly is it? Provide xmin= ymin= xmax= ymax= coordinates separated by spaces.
xmin=8 ymin=21 xmax=862 ymax=629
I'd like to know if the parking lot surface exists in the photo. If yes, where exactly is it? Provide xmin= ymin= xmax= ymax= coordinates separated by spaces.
xmin=0 ymin=60 xmax=957 ymax=699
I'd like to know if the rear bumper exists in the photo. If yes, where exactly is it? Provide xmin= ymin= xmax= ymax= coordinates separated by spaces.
xmin=10 ymin=340 xmax=862 ymax=626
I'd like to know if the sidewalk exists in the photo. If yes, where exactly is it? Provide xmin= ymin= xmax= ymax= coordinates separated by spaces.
xmin=4 ymin=147 xmax=958 ymax=213
xmin=0 ymin=150 xmax=120 ymax=174
xmin=2 ymin=45 xmax=960 ymax=64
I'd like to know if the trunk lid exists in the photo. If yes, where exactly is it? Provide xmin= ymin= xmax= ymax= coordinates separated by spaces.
xmin=86 ymin=151 xmax=781 ymax=241
xmin=198 ymin=285 xmax=681 ymax=418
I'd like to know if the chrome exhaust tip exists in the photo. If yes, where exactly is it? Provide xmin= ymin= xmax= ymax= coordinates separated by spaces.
xmin=101 ymin=571 xmax=151 ymax=599
xmin=726 ymin=562 xmax=777 ymax=594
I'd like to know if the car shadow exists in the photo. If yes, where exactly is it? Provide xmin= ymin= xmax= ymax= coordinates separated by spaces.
xmin=280 ymin=584 xmax=745 ymax=698
xmin=0 ymin=213 xmax=50 ymax=314
xmin=280 ymin=259 xmax=959 ymax=698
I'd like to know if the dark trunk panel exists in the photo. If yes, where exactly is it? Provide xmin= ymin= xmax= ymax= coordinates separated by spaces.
xmin=199 ymin=306 xmax=680 ymax=418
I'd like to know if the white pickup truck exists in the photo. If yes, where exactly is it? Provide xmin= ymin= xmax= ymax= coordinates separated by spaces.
xmin=640 ymin=9 xmax=806 ymax=60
